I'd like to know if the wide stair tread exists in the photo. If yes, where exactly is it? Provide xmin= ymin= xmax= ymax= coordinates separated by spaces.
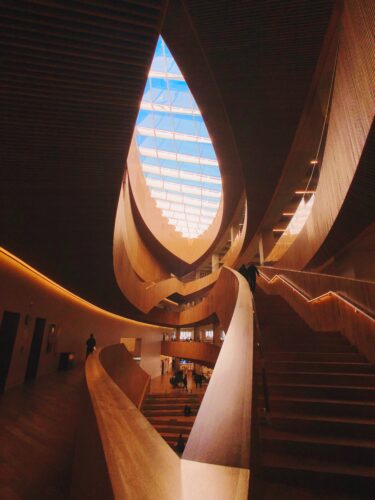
xmin=266 ymin=370 xmax=375 ymax=386
xmin=265 ymin=360 xmax=375 ymax=373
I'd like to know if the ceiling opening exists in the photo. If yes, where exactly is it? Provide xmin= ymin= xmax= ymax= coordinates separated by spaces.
xmin=134 ymin=36 xmax=222 ymax=240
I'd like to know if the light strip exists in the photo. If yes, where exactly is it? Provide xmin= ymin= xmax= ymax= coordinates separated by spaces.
xmin=0 ymin=248 xmax=169 ymax=329
xmin=259 ymin=271 xmax=375 ymax=322
xmin=137 ymin=126 xmax=211 ymax=144
xmin=295 ymin=190 xmax=315 ymax=194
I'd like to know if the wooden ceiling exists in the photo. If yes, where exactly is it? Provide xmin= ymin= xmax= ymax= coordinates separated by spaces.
xmin=0 ymin=0 xmax=336 ymax=317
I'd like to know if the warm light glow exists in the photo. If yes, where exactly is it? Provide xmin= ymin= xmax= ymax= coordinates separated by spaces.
xmin=310 ymin=159 xmax=319 ymax=165
xmin=134 ymin=36 xmax=222 ymax=239
xmin=295 ymin=190 xmax=315 ymax=194
xmin=0 ymin=248 xmax=170 ymax=330
xmin=282 ymin=212 xmax=295 ymax=216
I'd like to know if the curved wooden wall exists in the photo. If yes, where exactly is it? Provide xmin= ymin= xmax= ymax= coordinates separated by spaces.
xmin=161 ymin=341 xmax=220 ymax=367
xmin=259 ymin=267 xmax=375 ymax=362
xmin=127 ymin=136 xmax=225 ymax=267
xmin=278 ymin=0 xmax=374 ymax=270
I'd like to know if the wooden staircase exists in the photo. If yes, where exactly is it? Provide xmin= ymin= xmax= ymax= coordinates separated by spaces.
xmin=142 ymin=392 xmax=203 ymax=453
xmin=256 ymin=290 xmax=375 ymax=499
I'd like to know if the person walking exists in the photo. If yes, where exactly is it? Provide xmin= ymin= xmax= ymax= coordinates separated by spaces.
xmin=86 ymin=333 xmax=96 ymax=358
xmin=239 ymin=263 xmax=259 ymax=292
xmin=247 ymin=264 xmax=259 ymax=292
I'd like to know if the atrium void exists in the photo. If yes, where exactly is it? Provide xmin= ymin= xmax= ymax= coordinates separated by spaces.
xmin=134 ymin=37 xmax=222 ymax=239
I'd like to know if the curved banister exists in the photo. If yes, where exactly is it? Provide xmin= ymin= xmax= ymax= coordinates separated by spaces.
xmin=183 ymin=269 xmax=253 ymax=469
xmin=71 ymin=268 xmax=255 ymax=498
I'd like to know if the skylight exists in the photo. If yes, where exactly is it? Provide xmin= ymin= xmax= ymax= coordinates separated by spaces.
xmin=134 ymin=36 xmax=222 ymax=239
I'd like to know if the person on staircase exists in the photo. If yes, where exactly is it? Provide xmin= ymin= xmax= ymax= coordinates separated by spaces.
xmin=239 ymin=263 xmax=259 ymax=292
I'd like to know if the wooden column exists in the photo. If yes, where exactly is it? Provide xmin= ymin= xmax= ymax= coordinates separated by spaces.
xmin=213 ymin=322 xmax=221 ymax=346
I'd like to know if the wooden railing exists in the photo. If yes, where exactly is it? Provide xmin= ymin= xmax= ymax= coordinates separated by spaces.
xmin=71 ymin=268 xmax=255 ymax=499
xmin=259 ymin=266 xmax=375 ymax=362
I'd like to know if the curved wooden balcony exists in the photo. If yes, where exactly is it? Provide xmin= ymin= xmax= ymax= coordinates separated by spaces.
xmin=71 ymin=268 xmax=254 ymax=499
xmin=161 ymin=340 xmax=220 ymax=367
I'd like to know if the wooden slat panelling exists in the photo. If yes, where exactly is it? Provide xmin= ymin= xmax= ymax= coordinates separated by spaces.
xmin=278 ymin=0 xmax=375 ymax=270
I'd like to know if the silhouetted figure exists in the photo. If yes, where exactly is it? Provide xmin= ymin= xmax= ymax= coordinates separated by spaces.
xmin=194 ymin=373 xmax=203 ymax=388
xmin=247 ymin=264 xmax=259 ymax=292
xmin=184 ymin=405 xmax=192 ymax=416
xmin=176 ymin=433 xmax=185 ymax=454
xmin=239 ymin=263 xmax=259 ymax=292
xmin=86 ymin=333 xmax=96 ymax=358
xmin=183 ymin=374 xmax=188 ymax=392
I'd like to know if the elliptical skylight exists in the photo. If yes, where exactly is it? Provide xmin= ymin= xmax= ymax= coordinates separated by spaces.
xmin=135 ymin=36 xmax=222 ymax=239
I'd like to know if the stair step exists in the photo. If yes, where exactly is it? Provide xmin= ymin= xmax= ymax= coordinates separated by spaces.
xmin=266 ymin=352 xmax=367 ymax=362
xmin=260 ymin=396 xmax=375 ymax=419
xmin=262 ymin=452 xmax=375 ymax=494
xmin=267 ymin=382 xmax=375 ymax=401
xmin=269 ymin=412 xmax=375 ymax=439
xmin=266 ymin=371 xmax=375 ymax=387
xmin=266 ymin=344 xmax=357 ymax=353
xmin=143 ymin=404 xmax=200 ymax=411
xmin=143 ymin=410 xmax=199 ymax=417
xmin=153 ymin=425 xmax=193 ymax=434
xmin=265 ymin=360 xmax=375 ymax=373
xmin=261 ymin=428 xmax=375 ymax=465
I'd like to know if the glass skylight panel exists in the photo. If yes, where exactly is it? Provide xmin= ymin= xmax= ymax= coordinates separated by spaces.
xmin=135 ymin=36 xmax=222 ymax=239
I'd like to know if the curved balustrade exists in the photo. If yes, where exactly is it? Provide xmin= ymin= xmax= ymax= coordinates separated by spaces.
xmin=259 ymin=266 xmax=375 ymax=361
xmin=161 ymin=340 xmax=220 ymax=367
xmin=114 ymin=182 xmax=221 ymax=316
xmin=71 ymin=268 xmax=254 ymax=499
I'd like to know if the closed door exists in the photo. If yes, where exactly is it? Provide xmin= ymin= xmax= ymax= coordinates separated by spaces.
xmin=0 ymin=311 xmax=20 ymax=393
xmin=25 ymin=317 xmax=46 ymax=382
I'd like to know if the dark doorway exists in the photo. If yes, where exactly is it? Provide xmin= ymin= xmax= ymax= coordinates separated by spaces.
xmin=25 ymin=317 xmax=46 ymax=382
xmin=0 ymin=311 xmax=20 ymax=393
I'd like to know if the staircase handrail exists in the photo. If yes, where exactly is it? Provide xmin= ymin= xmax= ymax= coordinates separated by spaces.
xmin=259 ymin=268 xmax=375 ymax=322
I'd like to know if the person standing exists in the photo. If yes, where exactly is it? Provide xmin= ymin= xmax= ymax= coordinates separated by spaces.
xmin=86 ymin=333 xmax=96 ymax=358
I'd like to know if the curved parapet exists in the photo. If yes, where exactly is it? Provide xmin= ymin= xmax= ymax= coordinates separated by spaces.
xmin=183 ymin=271 xmax=253 ymax=468
xmin=71 ymin=268 xmax=254 ymax=499
xmin=99 ymin=344 xmax=150 ymax=409
xmin=161 ymin=340 xmax=220 ymax=367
